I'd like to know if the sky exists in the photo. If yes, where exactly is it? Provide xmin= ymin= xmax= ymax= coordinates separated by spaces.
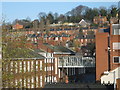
xmin=2 ymin=2 xmax=119 ymax=23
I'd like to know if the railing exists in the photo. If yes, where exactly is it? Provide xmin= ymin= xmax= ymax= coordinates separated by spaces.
xmin=58 ymin=56 xmax=95 ymax=68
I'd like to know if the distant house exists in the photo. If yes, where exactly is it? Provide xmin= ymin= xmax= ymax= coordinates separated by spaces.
xmin=79 ymin=19 xmax=88 ymax=27
xmin=93 ymin=15 xmax=107 ymax=24
xmin=110 ymin=17 xmax=118 ymax=24
xmin=13 ymin=23 xmax=23 ymax=29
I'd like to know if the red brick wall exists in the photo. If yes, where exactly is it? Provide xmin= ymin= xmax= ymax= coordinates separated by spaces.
xmin=110 ymin=29 xmax=120 ymax=70
xmin=96 ymin=33 xmax=109 ymax=81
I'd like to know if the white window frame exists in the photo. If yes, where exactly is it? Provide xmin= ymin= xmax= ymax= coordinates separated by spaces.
xmin=36 ymin=76 xmax=39 ymax=88
xmin=19 ymin=61 xmax=22 ymax=73
xmin=10 ymin=61 xmax=13 ymax=72
xmin=24 ymin=61 xmax=26 ymax=72
xmin=36 ymin=61 xmax=38 ymax=71
xmin=40 ymin=76 xmax=42 ymax=87
xmin=113 ymin=42 xmax=120 ymax=50
xmin=24 ymin=78 xmax=26 ymax=87
xmin=27 ymin=61 xmax=30 ymax=72
xmin=113 ymin=29 xmax=120 ymax=35
xmin=28 ymin=78 xmax=31 ymax=88
xmin=31 ymin=61 xmax=34 ymax=72
xmin=15 ymin=62 xmax=18 ymax=73
xmin=40 ymin=61 xmax=42 ymax=70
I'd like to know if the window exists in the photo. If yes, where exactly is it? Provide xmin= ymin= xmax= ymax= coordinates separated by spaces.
xmin=27 ymin=61 xmax=30 ymax=72
xmin=40 ymin=76 xmax=42 ymax=87
xmin=81 ymin=39 xmax=83 ymax=43
xmin=15 ymin=79 xmax=18 ymax=86
xmin=113 ymin=42 xmax=120 ymax=49
xmin=31 ymin=61 xmax=34 ymax=72
xmin=24 ymin=61 xmax=26 ymax=72
xmin=15 ymin=62 xmax=18 ymax=73
xmin=19 ymin=61 xmax=22 ymax=73
xmin=19 ymin=78 xmax=22 ymax=87
xmin=40 ymin=61 xmax=42 ymax=70
xmin=28 ymin=78 xmax=30 ymax=88
xmin=46 ymin=59 xmax=53 ymax=63
xmin=24 ymin=78 xmax=26 ymax=87
xmin=113 ymin=29 xmax=120 ymax=35
xmin=55 ymin=37 xmax=58 ymax=41
xmin=10 ymin=61 xmax=13 ymax=72
xmin=36 ymin=61 xmax=38 ymax=71
xmin=44 ymin=66 xmax=53 ymax=71
xmin=113 ymin=57 xmax=120 ymax=63
xmin=36 ymin=76 xmax=39 ymax=88
xmin=31 ymin=77 xmax=34 ymax=88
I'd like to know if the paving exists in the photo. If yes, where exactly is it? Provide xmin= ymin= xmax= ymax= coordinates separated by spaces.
xmin=44 ymin=83 xmax=114 ymax=90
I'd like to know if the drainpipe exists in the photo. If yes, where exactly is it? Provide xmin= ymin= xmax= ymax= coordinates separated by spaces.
xmin=108 ymin=34 xmax=110 ymax=71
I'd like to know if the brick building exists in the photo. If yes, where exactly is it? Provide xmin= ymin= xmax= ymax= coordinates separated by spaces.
xmin=13 ymin=23 xmax=23 ymax=30
xmin=2 ymin=50 xmax=45 ymax=88
xmin=93 ymin=15 xmax=107 ymax=24
xmin=96 ymin=23 xmax=120 ymax=82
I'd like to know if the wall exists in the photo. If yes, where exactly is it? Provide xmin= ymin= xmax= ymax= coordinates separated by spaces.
xmin=2 ymin=59 xmax=45 ymax=88
xmin=96 ymin=33 xmax=109 ymax=81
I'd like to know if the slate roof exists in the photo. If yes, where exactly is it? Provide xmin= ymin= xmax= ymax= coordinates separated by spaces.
xmin=3 ymin=48 xmax=45 ymax=59
xmin=103 ymin=28 xmax=110 ymax=33
xmin=34 ymin=49 xmax=45 ymax=53
xmin=43 ymin=43 xmax=75 ymax=54
xmin=75 ymin=35 xmax=95 ymax=39
xmin=27 ymin=34 xmax=41 ymax=38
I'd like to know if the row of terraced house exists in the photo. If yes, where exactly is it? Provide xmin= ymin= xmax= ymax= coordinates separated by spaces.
xmin=3 ymin=17 xmax=119 ymax=89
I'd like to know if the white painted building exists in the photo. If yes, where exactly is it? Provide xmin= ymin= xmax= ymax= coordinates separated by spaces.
xmin=101 ymin=67 xmax=120 ymax=84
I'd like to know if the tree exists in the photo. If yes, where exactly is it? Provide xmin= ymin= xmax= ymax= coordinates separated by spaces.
xmin=12 ymin=19 xmax=19 ymax=25
xmin=26 ymin=16 xmax=31 ymax=22
xmin=84 ymin=8 xmax=94 ymax=22
xmin=118 ymin=8 xmax=120 ymax=19
xmin=32 ymin=19 xmax=39 ymax=29
xmin=45 ymin=19 xmax=50 ymax=35
xmin=110 ymin=5 xmax=118 ymax=17
xmin=92 ymin=8 xmax=99 ymax=16
xmin=54 ymin=12 xmax=59 ymax=23
xmin=99 ymin=7 xmax=107 ymax=16
xmin=39 ymin=17 xmax=45 ymax=32
xmin=47 ymin=13 xmax=54 ymax=24
xmin=58 ymin=14 xmax=66 ymax=23
xmin=38 ymin=12 xmax=46 ymax=21
xmin=2 ymin=27 xmax=34 ymax=88
xmin=54 ymin=12 xmax=59 ymax=20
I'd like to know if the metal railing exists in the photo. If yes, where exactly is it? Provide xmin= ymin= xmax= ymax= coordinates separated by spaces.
xmin=58 ymin=56 xmax=95 ymax=68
